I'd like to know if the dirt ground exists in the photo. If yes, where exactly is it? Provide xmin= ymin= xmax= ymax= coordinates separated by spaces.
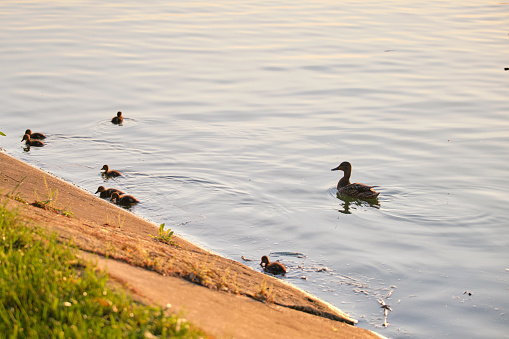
xmin=0 ymin=151 xmax=383 ymax=339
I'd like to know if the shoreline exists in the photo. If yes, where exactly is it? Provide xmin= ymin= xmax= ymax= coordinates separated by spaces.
xmin=0 ymin=151 xmax=383 ymax=338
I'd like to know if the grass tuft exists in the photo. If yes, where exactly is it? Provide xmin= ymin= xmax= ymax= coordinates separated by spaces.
xmin=253 ymin=278 xmax=276 ymax=303
xmin=186 ymin=255 xmax=216 ymax=288
xmin=32 ymin=175 xmax=74 ymax=217
xmin=149 ymin=223 xmax=175 ymax=245
xmin=5 ymin=176 xmax=28 ymax=204
xmin=104 ymin=211 xmax=126 ymax=229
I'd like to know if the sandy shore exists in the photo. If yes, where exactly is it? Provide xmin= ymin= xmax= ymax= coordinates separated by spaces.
xmin=0 ymin=151 xmax=383 ymax=338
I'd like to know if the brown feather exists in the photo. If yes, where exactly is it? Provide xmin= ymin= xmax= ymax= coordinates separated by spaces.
xmin=260 ymin=255 xmax=287 ymax=275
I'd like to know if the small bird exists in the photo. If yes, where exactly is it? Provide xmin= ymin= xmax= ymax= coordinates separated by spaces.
xmin=260 ymin=255 xmax=287 ymax=275
xmin=21 ymin=134 xmax=44 ymax=147
xmin=101 ymin=165 xmax=122 ymax=178
xmin=331 ymin=161 xmax=379 ymax=200
xmin=110 ymin=192 xmax=139 ymax=205
xmin=95 ymin=186 xmax=124 ymax=198
xmin=24 ymin=129 xmax=46 ymax=139
xmin=111 ymin=111 xmax=123 ymax=124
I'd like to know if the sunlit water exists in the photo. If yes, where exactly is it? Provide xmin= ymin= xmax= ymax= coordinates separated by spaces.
xmin=1 ymin=1 xmax=509 ymax=337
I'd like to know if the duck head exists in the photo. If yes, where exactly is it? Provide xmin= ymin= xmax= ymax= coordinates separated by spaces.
xmin=110 ymin=192 xmax=120 ymax=201
xmin=331 ymin=161 xmax=351 ymax=172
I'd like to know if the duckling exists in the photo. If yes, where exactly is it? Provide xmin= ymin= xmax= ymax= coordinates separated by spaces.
xmin=21 ymin=134 xmax=44 ymax=147
xmin=111 ymin=111 xmax=123 ymax=124
xmin=260 ymin=255 xmax=287 ymax=275
xmin=95 ymin=186 xmax=124 ymax=198
xmin=331 ymin=161 xmax=379 ymax=200
xmin=101 ymin=165 xmax=122 ymax=178
xmin=24 ymin=129 xmax=46 ymax=139
xmin=110 ymin=192 xmax=139 ymax=205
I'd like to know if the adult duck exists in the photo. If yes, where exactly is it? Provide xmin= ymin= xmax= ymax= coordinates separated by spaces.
xmin=24 ymin=129 xmax=46 ymax=139
xmin=331 ymin=161 xmax=379 ymax=200
xmin=110 ymin=192 xmax=139 ymax=205
xmin=101 ymin=165 xmax=122 ymax=178
xmin=95 ymin=186 xmax=124 ymax=198
xmin=21 ymin=134 xmax=44 ymax=147
xmin=111 ymin=111 xmax=123 ymax=124
xmin=260 ymin=255 xmax=287 ymax=275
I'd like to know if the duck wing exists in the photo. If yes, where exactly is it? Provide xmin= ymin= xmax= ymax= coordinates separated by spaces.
xmin=351 ymin=183 xmax=377 ymax=191
xmin=340 ymin=183 xmax=380 ymax=199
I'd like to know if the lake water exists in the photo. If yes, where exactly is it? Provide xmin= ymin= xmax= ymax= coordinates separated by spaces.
xmin=1 ymin=1 xmax=508 ymax=337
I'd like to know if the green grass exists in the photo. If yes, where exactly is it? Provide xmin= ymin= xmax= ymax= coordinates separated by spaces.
xmin=149 ymin=223 xmax=175 ymax=245
xmin=4 ymin=177 xmax=28 ymax=205
xmin=0 ymin=202 xmax=205 ymax=338
xmin=32 ymin=175 xmax=74 ymax=218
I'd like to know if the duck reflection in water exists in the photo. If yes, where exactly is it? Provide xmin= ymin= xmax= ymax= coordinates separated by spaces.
xmin=336 ymin=195 xmax=380 ymax=214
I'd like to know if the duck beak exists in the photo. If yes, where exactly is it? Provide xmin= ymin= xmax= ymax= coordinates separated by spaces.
xmin=331 ymin=166 xmax=340 ymax=171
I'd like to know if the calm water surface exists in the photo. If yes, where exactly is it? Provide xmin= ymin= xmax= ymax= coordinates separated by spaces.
xmin=1 ymin=1 xmax=509 ymax=337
